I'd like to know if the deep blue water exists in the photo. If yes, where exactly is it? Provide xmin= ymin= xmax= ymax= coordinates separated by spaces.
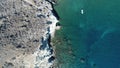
xmin=54 ymin=0 xmax=120 ymax=68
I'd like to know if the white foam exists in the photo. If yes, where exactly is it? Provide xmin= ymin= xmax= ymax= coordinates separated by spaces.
xmin=33 ymin=3 xmax=59 ymax=67
xmin=33 ymin=14 xmax=58 ymax=67
xmin=49 ymin=15 xmax=59 ymax=37
xmin=34 ymin=49 xmax=53 ymax=68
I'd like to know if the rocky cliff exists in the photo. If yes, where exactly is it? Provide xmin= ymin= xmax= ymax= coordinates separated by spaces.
xmin=0 ymin=0 xmax=58 ymax=68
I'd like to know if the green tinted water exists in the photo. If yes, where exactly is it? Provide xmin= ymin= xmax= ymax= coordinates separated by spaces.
xmin=53 ymin=0 xmax=120 ymax=68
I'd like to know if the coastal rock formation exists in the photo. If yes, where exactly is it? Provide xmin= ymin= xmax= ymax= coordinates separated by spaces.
xmin=0 ymin=0 xmax=58 ymax=68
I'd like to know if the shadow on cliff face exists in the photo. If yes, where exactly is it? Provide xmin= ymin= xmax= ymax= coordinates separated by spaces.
xmin=46 ymin=0 xmax=60 ymax=20
xmin=51 ymin=9 xmax=60 ymax=20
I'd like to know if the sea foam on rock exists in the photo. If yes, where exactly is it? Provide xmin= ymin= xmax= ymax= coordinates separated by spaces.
xmin=32 ymin=0 xmax=59 ymax=68
xmin=31 ymin=0 xmax=59 ymax=68
xmin=34 ymin=13 xmax=59 ymax=67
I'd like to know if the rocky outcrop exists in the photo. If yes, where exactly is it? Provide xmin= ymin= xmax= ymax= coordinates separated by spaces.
xmin=0 ymin=0 xmax=58 ymax=68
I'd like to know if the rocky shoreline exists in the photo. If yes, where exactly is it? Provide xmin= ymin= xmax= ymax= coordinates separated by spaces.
xmin=0 ymin=0 xmax=59 ymax=68
xmin=33 ymin=9 xmax=59 ymax=68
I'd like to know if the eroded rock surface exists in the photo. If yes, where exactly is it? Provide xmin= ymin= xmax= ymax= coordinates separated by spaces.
xmin=0 ymin=0 xmax=57 ymax=68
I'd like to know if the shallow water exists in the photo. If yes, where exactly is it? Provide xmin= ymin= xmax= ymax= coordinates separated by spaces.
xmin=53 ymin=0 xmax=120 ymax=68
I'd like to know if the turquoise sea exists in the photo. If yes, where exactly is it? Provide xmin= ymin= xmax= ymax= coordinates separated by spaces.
xmin=53 ymin=0 xmax=120 ymax=68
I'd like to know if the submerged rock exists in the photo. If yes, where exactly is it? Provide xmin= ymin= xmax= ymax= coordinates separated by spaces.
xmin=80 ymin=57 xmax=86 ymax=63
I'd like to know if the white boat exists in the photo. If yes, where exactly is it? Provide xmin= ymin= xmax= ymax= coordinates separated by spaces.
xmin=81 ymin=9 xmax=84 ymax=14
